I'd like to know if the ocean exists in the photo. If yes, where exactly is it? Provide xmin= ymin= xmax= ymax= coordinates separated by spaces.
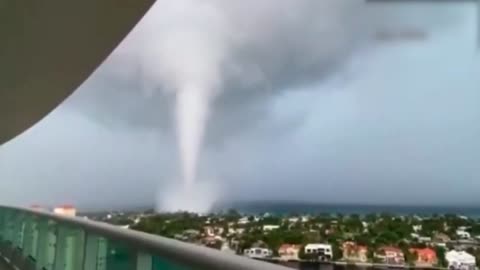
xmin=219 ymin=201 xmax=480 ymax=217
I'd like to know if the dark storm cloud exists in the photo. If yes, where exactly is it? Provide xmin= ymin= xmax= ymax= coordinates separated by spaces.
xmin=65 ymin=0 xmax=371 ymax=140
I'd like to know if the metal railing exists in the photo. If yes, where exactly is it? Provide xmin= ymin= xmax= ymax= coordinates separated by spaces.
xmin=0 ymin=205 xmax=288 ymax=270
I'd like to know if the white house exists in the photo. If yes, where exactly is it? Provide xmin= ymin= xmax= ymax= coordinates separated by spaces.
xmin=456 ymin=230 xmax=471 ymax=239
xmin=263 ymin=225 xmax=280 ymax=231
xmin=204 ymin=226 xmax=215 ymax=237
xmin=53 ymin=205 xmax=76 ymax=217
xmin=288 ymin=217 xmax=300 ymax=223
xmin=301 ymin=215 xmax=310 ymax=222
xmin=304 ymin=243 xmax=333 ymax=261
xmin=412 ymin=225 xmax=422 ymax=232
xmin=244 ymin=248 xmax=273 ymax=259
xmin=235 ymin=228 xmax=245 ymax=235
xmin=446 ymin=250 xmax=476 ymax=270
xmin=238 ymin=217 xmax=250 ymax=225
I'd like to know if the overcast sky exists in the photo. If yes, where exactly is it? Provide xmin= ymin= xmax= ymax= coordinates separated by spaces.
xmin=1 ymin=1 xmax=479 ymax=209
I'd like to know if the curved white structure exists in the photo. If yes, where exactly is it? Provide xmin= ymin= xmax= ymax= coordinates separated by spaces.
xmin=0 ymin=1 xmax=155 ymax=145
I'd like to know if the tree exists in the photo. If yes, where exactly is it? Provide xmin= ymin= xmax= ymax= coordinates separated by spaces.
xmin=435 ymin=246 xmax=447 ymax=267
xmin=344 ymin=215 xmax=363 ymax=233
xmin=469 ymin=224 xmax=480 ymax=235
xmin=354 ymin=234 xmax=372 ymax=247
xmin=225 ymin=209 xmax=240 ymax=222
xmin=405 ymin=249 xmax=417 ymax=266
xmin=298 ymin=246 xmax=317 ymax=261
xmin=365 ymin=214 xmax=377 ymax=223
xmin=332 ymin=243 xmax=342 ymax=260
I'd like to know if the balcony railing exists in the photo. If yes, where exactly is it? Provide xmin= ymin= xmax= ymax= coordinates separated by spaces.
xmin=0 ymin=205 xmax=288 ymax=270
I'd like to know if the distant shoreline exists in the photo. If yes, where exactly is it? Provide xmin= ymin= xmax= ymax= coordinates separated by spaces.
xmin=78 ymin=201 xmax=480 ymax=216
xmin=216 ymin=201 xmax=480 ymax=217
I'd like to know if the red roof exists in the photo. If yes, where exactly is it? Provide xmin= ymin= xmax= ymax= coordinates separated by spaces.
xmin=357 ymin=245 xmax=368 ymax=251
xmin=410 ymin=248 xmax=437 ymax=257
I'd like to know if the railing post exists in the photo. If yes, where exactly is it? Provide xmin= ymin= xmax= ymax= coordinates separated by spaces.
xmin=36 ymin=220 xmax=57 ymax=270
xmin=30 ymin=218 xmax=39 ymax=261
xmin=4 ymin=210 xmax=15 ymax=244
xmin=69 ymin=228 xmax=86 ymax=270
xmin=96 ymin=237 xmax=107 ymax=270
xmin=53 ymin=227 xmax=67 ymax=270
xmin=83 ymin=234 xmax=99 ymax=270
xmin=14 ymin=212 xmax=25 ymax=248
xmin=136 ymin=252 xmax=152 ymax=270
xmin=22 ymin=217 xmax=33 ymax=258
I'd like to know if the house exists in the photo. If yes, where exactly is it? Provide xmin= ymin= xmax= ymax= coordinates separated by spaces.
xmin=434 ymin=232 xmax=451 ymax=247
xmin=204 ymin=226 xmax=215 ymax=236
xmin=412 ymin=235 xmax=432 ymax=243
xmin=342 ymin=241 xmax=368 ymax=263
xmin=412 ymin=225 xmax=422 ymax=232
xmin=375 ymin=246 xmax=405 ymax=265
xmin=238 ymin=216 xmax=250 ymax=225
xmin=262 ymin=225 xmax=280 ymax=231
xmin=304 ymin=243 xmax=333 ymax=261
xmin=278 ymin=244 xmax=301 ymax=261
xmin=244 ymin=248 xmax=273 ymax=259
xmin=301 ymin=216 xmax=310 ymax=222
xmin=288 ymin=217 xmax=300 ymax=223
xmin=53 ymin=205 xmax=76 ymax=217
xmin=251 ymin=240 xmax=267 ymax=248
xmin=362 ymin=221 xmax=369 ymax=232
xmin=409 ymin=248 xmax=437 ymax=266
xmin=445 ymin=250 xmax=476 ymax=270
xmin=235 ymin=228 xmax=245 ymax=235
xmin=456 ymin=230 xmax=471 ymax=239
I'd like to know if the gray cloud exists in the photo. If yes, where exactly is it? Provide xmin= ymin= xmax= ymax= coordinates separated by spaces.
xmin=0 ymin=1 xmax=479 ymax=209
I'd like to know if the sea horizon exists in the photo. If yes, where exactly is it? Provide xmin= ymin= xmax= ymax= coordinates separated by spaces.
xmin=77 ymin=200 xmax=480 ymax=217
xmin=215 ymin=201 xmax=480 ymax=217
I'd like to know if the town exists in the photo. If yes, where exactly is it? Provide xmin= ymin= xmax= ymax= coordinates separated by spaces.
xmin=88 ymin=209 xmax=480 ymax=270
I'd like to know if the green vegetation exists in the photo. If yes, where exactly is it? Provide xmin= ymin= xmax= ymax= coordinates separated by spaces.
xmin=118 ymin=211 xmax=480 ymax=266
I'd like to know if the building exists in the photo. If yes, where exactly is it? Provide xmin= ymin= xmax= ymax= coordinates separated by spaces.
xmin=238 ymin=216 xmax=250 ymax=225
xmin=243 ymin=248 xmax=273 ymax=259
xmin=410 ymin=248 xmax=437 ymax=266
xmin=262 ymin=225 xmax=280 ymax=231
xmin=304 ymin=243 xmax=333 ymax=261
xmin=375 ymin=246 xmax=405 ymax=265
xmin=278 ymin=244 xmax=301 ymax=261
xmin=456 ymin=230 xmax=471 ymax=239
xmin=412 ymin=225 xmax=422 ymax=232
xmin=204 ymin=226 xmax=215 ymax=236
xmin=53 ymin=205 xmax=76 ymax=217
xmin=342 ymin=241 xmax=368 ymax=263
xmin=445 ymin=250 xmax=476 ymax=270
xmin=288 ymin=217 xmax=300 ymax=223
xmin=433 ymin=232 xmax=451 ymax=247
